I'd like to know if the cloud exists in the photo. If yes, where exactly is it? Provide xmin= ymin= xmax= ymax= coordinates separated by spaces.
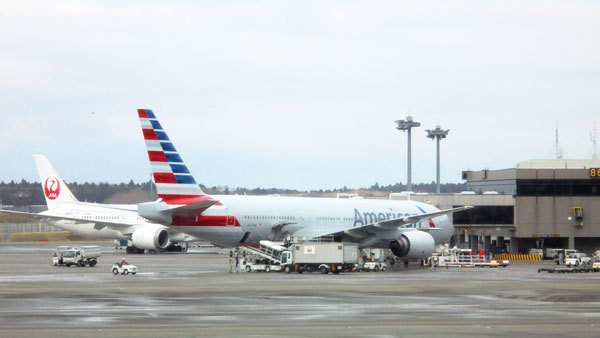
xmin=0 ymin=0 xmax=599 ymax=189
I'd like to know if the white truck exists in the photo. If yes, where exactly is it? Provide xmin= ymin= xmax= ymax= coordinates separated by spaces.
xmin=280 ymin=241 xmax=359 ymax=274
xmin=565 ymin=253 xmax=592 ymax=267
xmin=58 ymin=246 xmax=101 ymax=267
xmin=243 ymin=257 xmax=282 ymax=272
xmin=52 ymin=246 xmax=72 ymax=266
xmin=243 ymin=239 xmax=359 ymax=274
xmin=362 ymin=261 xmax=387 ymax=272
xmin=551 ymin=249 xmax=578 ymax=264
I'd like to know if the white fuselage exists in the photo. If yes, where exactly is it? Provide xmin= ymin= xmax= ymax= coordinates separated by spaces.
xmin=40 ymin=203 xmax=193 ymax=243
xmin=169 ymin=195 xmax=453 ymax=248
xmin=41 ymin=203 xmax=148 ymax=239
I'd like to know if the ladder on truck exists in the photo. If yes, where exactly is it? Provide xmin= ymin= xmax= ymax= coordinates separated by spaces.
xmin=244 ymin=240 xmax=287 ymax=264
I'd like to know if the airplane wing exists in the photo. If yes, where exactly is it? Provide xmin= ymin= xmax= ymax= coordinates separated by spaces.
xmin=0 ymin=210 xmax=132 ymax=229
xmin=293 ymin=206 xmax=473 ymax=241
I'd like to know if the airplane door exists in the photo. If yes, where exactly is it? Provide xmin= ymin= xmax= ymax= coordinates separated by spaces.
xmin=225 ymin=208 xmax=236 ymax=226
xmin=226 ymin=215 xmax=236 ymax=226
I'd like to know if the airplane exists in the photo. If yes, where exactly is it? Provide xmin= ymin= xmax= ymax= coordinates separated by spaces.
xmin=0 ymin=155 xmax=199 ymax=253
xmin=135 ymin=109 xmax=472 ymax=260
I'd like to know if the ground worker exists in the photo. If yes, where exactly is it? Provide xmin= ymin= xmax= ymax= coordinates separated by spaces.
xmin=228 ymin=258 xmax=233 ymax=273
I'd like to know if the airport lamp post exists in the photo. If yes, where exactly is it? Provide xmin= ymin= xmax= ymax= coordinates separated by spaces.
xmin=426 ymin=125 xmax=449 ymax=194
xmin=395 ymin=116 xmax=421 ymax=192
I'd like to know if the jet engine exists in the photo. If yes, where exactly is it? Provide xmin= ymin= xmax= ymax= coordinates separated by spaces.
xmin=389 ymin=231 xmax=435 ymax=259
xmin=131 ymin=225 xmax=170 ymax=250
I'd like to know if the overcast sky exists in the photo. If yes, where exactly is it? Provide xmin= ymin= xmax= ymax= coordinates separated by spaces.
xmin=1 ymin=1 xmax=599 ymax=190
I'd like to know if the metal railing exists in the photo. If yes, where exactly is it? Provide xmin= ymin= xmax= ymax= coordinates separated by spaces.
xmin=0 ymin=222 xmax=62 ymax=233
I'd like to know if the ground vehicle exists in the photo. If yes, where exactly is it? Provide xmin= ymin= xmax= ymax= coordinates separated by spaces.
xmin=52 ymin=246 xmax=72 ymax=266
xmin=280 ymin=240 xmax=359 ymax=274
xmin=111 ymin=262 xmax=137 ymax=275
xmin=243 ymin=238 xmax=359 ymax=274
xmin=363 ymin=261 xmax=387 ymax=272
xmin=565 ymin=253 xmax=591 ymax=267
xmin=552 ymin=249 xmax=578 ymax=264
xmin=58 ymin=246 xmax=101 ymax=267
xmin=429 ymin=247 xmax=509 ymax=268
xmin=243 ymin=258 xmax=282 ymax=272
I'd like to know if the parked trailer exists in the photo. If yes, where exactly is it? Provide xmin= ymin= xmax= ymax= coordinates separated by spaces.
xmin=538 ymin=266 xmax=600 ymax=274
xmin=430 ymin=247 xmax=509 ymax=268
xmin=59 ymin=246 xmax=101 ymax=267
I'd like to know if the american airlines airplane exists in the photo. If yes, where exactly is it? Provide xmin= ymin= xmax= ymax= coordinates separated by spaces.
xmin=0 ymin=155 xmax=198 ymax=253
xmin=136 ymin=109 xmax=472 ymax=260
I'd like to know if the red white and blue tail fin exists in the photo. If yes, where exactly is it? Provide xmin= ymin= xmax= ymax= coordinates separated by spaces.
xmin=138 ymin=109 xmax=208 ymax=203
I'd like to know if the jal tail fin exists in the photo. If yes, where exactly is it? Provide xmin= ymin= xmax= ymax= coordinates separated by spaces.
xmin=33 ymin=154 xmax=78 ymax=209
xmin=137 ymin=109 xmax=208 ymax=202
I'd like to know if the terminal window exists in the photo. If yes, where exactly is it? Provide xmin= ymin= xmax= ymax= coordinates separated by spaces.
xmin=452 ymin=206 xmax=514 ymax=225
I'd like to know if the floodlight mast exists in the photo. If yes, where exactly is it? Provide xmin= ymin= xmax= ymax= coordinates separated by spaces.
xmin=395 ymin=116 xmax=421 ymax=192
xmin=426 ymin=125 xmax=450 ymax=194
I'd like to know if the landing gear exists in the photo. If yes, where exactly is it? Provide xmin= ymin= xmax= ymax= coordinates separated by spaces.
xmin=165 ymin=243 xmax=184 ymax=252
xmin=126 ymin=246 xmax=145 ymax=254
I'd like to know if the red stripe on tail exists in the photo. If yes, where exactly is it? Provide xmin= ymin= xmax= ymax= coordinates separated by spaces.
xmin=138 ymin=109 xmax=148 ymax=118
xmin=153 ymin=173 xmax=177 ymax=184
xmin=143 ymin=129 xmax=158 ymax=140
xmin=148 ymin=151 xmax=168 ymax=162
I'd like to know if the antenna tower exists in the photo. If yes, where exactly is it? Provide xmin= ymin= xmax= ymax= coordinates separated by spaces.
xmin=555 ymin=126 xmax=563 ymax=159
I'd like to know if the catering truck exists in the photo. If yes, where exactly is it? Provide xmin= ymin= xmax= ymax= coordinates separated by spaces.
xmin=59 ymin=246 xmax=101 ymax=267
xmin=284 ymin=241 xmax=359 ymax=274
xmin=244 ymin=238 xmax=359 ymax=274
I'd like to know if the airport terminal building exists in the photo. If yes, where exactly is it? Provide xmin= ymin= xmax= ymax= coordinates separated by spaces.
xmin=409 ymin=159 xmax=600 ymax=255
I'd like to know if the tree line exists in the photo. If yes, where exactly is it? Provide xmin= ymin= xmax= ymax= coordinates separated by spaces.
xmin=0 ymin=180 xmax=466 ymax=206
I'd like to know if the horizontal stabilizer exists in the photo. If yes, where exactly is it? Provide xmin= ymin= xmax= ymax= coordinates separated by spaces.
xmin=137 ymin=197 xmax=220 ymax=224
xmin=165 ymin=197 xmax=220 ymax=214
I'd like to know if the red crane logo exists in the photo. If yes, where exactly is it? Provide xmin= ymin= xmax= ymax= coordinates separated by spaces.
xmin=44 ymin=177 xmax=61 ymax=200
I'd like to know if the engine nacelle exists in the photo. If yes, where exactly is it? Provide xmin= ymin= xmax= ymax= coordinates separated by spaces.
xmin=131 ymin=225 xmax=170 ymax=250
xmin=389 ymin=231 xmax=435 ymax=260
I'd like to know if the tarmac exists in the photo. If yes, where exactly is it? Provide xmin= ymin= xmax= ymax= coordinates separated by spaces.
xmin=1 ymin=242 xmax=600 ymax=337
